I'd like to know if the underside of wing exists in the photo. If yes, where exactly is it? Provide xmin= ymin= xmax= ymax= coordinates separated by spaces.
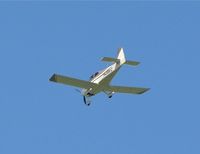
xmin=106 ymin=85 xmax=150 ymax=94
xmin=49 ymin=74 xmax=98 ymax=89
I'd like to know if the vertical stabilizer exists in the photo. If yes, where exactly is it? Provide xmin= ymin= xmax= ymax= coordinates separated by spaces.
xmin=117 ymin=48 xmax=126 ymax=65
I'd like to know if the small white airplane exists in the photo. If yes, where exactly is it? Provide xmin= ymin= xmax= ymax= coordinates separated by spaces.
xmin=49 ymin=48 xmax=149 ymax=106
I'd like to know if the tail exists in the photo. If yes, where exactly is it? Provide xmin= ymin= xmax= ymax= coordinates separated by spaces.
xmin=101 ymin=48 xmax=140 ymax=66
xmin=117 ymin=48 xmax=126 ymax=65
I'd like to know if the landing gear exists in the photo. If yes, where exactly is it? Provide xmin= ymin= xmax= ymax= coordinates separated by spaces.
xmin=86 ymin=103 xmax=90 ymax=106
xmin=104 ymin=91 xmax=115 ymax=99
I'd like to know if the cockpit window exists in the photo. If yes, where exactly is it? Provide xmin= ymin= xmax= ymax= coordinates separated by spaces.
xmin=90 ymin=72 xmax=99 ymax=80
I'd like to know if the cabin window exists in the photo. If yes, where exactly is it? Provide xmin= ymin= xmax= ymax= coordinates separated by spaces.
xmin=90 ymin=72 xmax=99 ymax=80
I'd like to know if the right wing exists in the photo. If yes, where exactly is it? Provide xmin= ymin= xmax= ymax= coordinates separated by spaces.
xmin=49 ymin=74 xmax=98 ymax=89
xmin=106 ymin=85 xmax=150 ymax=94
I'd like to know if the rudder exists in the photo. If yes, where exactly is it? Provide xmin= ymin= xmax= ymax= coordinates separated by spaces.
xmin=117 ymin=48 xmax=126 ymax=65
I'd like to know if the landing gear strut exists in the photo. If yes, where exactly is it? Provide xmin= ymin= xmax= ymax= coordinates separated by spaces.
xmin=104 ymin=91 xmax=114 ymax=99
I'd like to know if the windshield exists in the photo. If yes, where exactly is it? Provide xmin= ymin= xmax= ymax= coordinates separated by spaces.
xmin=89 ymin=72 xmax=99 ymax=80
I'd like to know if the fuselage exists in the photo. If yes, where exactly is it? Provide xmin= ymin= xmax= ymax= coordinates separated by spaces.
xmin=81 ymin=62 xmax=121 ymax=96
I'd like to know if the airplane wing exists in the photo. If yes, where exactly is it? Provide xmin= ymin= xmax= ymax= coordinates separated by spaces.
xmin=106 ymin=85 xmax=150 ymax=94
xmin=49 ymin=74 xmax=98 ymax=89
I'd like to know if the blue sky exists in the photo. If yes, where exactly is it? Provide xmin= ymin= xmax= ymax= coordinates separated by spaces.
xmin=0 ymin=1 xmax=200 ymax=154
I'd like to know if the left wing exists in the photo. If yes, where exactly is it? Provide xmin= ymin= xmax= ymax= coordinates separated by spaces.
xmin=49 ymin=74 xmax=98 ymax=89
xmin=105 ymin=85 xmax=150 ymax=94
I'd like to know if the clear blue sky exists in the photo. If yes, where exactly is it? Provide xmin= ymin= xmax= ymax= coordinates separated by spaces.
xmin=0 ymin=1 xmax=200 ymax=154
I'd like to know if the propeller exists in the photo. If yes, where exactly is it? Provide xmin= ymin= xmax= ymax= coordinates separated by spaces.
xmin=83 ymin=96 xmax=91 ymax=106
xmin=75 ymin=89 xmax=91 ymax=106
xmin=75 ymin=89 xmax=81 ymax=94
xmin=83 ymin=96 xmax=86 ymax=104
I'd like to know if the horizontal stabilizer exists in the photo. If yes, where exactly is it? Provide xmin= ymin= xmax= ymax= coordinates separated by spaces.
xmin=125 ymin=60 xmax=140 ymax=66
xmin=105 ymin=85 xmax=150 ymax=94
xmin=101 ymin=57 xmax=120 ymax=63
xmin=101 ymin=57 xmax=140 ymax=66
xmin=49 ymin=74 xmax=98 ymax=89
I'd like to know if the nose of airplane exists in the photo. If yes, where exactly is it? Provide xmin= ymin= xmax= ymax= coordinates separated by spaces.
xmin=81 ymin=89 xmax=87 ymax=96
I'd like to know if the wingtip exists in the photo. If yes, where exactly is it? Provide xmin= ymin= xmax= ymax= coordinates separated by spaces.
xmin=144 ymin=88 xmax=150 ymax=93
xmin=49 ymin=74 xmax=56 ymax=82
xmin=139 ymin=88 xmax=150 ymax=94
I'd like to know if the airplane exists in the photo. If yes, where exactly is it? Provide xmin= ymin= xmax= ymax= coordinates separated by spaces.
xmin=49 ymin=48 xmax=149 ymax=106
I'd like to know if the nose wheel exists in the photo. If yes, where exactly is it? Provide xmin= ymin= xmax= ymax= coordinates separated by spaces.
xmin=108 ymin=95 xmax=112 ymax=98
